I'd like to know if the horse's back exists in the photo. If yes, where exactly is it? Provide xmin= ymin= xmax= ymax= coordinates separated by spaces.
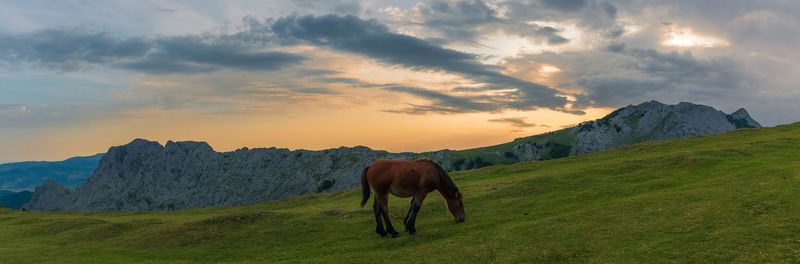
xmin=368 ymin=159 xmax=435 ymax=176
xmin=366 ymin=159 xmax=439 ymax=196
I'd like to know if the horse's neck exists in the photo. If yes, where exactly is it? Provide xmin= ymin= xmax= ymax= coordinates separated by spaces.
xmin=437 ymin=177 xmax=457 ymax=198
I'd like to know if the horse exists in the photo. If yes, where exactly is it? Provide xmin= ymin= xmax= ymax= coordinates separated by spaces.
xmin=360 ymin=158 xmax=465 ymax=238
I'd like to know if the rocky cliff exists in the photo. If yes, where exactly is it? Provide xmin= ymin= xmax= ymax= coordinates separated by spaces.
xmin=26 ymin=180 xmax=72 ymax=211
xmin=25 ymin=141 xmax=432 ymax=212
xmin=25 ymin=101 xmax=760 ymax=212
xmin=568 ymin=101 xmax=761 ymax=155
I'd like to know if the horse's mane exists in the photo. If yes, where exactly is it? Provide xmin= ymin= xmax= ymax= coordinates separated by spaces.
xmin=417 ymin=158 xmax=458 ymax=194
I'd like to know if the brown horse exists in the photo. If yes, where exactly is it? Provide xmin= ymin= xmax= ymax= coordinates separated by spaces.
xmin=360 ymin=158 xmax=465 ymax=237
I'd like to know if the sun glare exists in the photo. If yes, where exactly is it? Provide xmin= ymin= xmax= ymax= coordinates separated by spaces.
xmin=662 ymin=24 xmax=729 ymax=48
xmin=539 ymin=65 xmax=561 ymax=74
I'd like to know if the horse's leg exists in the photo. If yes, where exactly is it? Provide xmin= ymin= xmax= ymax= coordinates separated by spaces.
xmin=377 ymin=193 xmax=399 ymax=238
xmin=403 ymin=197 xmax=415 ymax=230
xmin=407 ymin=192 xmax=429 ymax=235
xmin=372 ymin=198 xmax=387 ymax=237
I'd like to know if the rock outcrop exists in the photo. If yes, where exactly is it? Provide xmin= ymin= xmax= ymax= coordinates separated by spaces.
xmin=512 ymin=141 xmax=549 ymax=162
xmin=568 ymin=101 xmax=761 ymax=155
xmin=25 ymin=180 xmax=72 ymax=211
xmin=25 ymin=140 xmax=421 ymax=212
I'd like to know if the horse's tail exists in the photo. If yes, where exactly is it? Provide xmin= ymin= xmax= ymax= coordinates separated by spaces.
xmin=360 ymin=166 xmax=371 ymax=208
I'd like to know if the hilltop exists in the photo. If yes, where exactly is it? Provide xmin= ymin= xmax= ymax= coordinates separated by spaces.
xmin=24 ymin=101 xmax=761 ymax=212
xmin=1 ymin=121 xmax=796 ymax=262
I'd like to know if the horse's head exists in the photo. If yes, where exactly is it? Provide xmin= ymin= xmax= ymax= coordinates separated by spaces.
xmin=446 ymin=190 xmax=465 ymax=223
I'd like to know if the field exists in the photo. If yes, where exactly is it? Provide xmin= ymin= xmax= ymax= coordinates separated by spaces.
xmin=1 ymin=123 xmax=799 ymax=263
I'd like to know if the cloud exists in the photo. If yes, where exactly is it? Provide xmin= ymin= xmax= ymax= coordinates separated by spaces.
xmin=384 ymin=86 xmax=500 ymax=114
xmin=0 ymin=103 xmax=139 ymax=129
xmin=293 ymin=87 xmax=340 ymax=94
xmin=0 ymin=104 xmax=27 ymax=113
xmin=403 ymin=0 xmax=502 ymax=41
xmin=384 ymin=0 xmax=573 ymax=45
xmin=5 ymin=2 xmax=795 ymax=123
xmin=269 ymin=14 xmax=569 ymax=112
xmin=541 ymin=0 xmax=589 ymax=12
xmin=487 ymin=117 xmax=540 ymax=128
xmin=0 ymin=29 xmax=151 ymax=71
xmin=507 ymin=47 xmax=758 ymax=108
xmin=0 ymin=14 xmax=572 ymax=115
xmin=0 ymin=29 xmax=304 ymax=74
xmin=270 ymin=14 xmax=478 ymax=70
xmin=119 ymin=36 xmax=305 ymax=74
xmin=497 ymin=0 xmax=619 ymax=33
xmin=291 ymin=0 xmax=362 ymax=15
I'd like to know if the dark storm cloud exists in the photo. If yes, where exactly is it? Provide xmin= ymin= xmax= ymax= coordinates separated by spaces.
xmin=488 ymin=117 xmax=540 ymax=128
xmin=547 ymin=34 xmax=570 ymax=45
xmin=396 ymin=0 xmax=572 ymax=45
xmin=270 ymin=14 xmax=568 ymax=112
xmin=410 ymin=0 xmax=502 ymax=41
xmin=605 ymin=42 xmax=625 ymax=52
xmin=601 ymin=2 xmax=617 ymax=18
xmin=270 ymin=14 xmax=477 ymax=71
xmin=291 ymin=0 xmax=362 ymax=15
xmin=0 ymin=29 xmax=151 ymax=71
xmin=498 ymin=0 xmax=618 ymax=31
xmin=0 ymin=29 xmax=304 ymax=74
xmin=541 ymin=0 xmax=589 ymax=12
xmin=119 ymin=36 xmax=305 ymax=74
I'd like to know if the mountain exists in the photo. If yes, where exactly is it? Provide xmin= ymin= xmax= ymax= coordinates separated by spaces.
xmin=0 ymin=190 xmax=33 ymax=210
xmin=25 ymin=101 xmax=761 ymax=212
xmin=3 ymin=122 xmax=798 ymax=262
xmin=456 ymin=101 xmax=761 ymax=165
xmin=25 ymin=142 xmax=433 ymax=212
xmin=0 ymin=153 xmax=103 ymax=191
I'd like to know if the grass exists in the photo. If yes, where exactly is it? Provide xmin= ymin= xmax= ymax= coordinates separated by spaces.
xmin=2 ymin=123 xmax=800 ymax=263
xmin=439 ymin=127 xmax=577 ymax=170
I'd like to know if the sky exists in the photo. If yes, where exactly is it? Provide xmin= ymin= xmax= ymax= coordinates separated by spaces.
xmin=1 ymin=0 xmax=798 ymax=163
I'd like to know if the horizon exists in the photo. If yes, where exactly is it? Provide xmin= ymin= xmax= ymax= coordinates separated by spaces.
xmin=2 ymin=1 xmax=798 ymax=162
xmin=0 ymin=100 xmax=766 ymax=164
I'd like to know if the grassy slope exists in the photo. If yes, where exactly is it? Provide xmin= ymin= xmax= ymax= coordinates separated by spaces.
xmin=2 ymin=124 xmax=800 ymax=263
xmin=438 ymin=127 xmax=576 ymax=171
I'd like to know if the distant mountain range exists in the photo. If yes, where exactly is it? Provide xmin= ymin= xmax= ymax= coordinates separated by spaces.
xmin=0 ymin=153 xmax=103 ymax=191
xmin=0 ymin=190 xmax=32 ymax=210
xmin=24 ymin=101 xmax=761 ymax=212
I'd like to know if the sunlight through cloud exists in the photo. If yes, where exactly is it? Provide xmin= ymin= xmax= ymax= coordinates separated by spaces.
xmin=662 ymin=24 xmax=729 ymax=48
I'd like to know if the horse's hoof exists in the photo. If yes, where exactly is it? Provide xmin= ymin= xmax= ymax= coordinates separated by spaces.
xmin=390 ymin=233 xmax=400 ymax=238
xmin=377 ymin=230 xmax=387 ymax=237
xmin=408 ymin=230 xmax=416 ymax=235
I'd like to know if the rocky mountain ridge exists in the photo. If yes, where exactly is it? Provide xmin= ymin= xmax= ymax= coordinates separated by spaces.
xmin=26 ymin=141 xmax=431 ymax=212
xmin=25 ymin=101 xmax=761 ymax=212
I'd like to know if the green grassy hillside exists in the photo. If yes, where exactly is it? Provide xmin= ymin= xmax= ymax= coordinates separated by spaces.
xmin=2 ymin=123 xmax=800 ymax=263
